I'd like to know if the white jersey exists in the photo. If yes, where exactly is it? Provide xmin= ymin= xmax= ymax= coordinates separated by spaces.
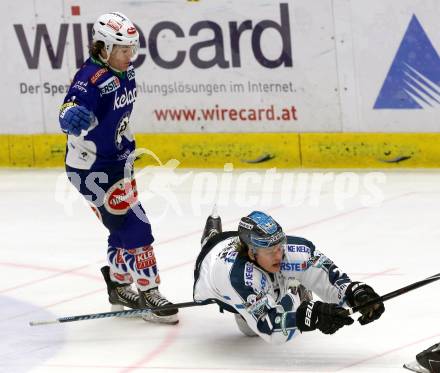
xmin=193 ymin=232 xmax=352 ymax=344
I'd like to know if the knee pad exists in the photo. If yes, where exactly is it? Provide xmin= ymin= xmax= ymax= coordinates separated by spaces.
xmin=234 ymin=314 xmax=257 ymax=337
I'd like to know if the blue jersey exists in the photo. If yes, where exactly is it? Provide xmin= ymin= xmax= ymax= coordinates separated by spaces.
xmin=61 ymin=57 xmax=137 ymax=170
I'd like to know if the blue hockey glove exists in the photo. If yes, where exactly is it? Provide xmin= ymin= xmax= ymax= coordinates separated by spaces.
xmin=345 ymin=282 xmax=385 ymax=325
xmin=59 ymin=103 xmax=93 ymax=136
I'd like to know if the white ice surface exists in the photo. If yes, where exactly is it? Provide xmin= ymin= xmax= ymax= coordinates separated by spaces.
xmin=0 ymin=169 xmax=439 ymax=373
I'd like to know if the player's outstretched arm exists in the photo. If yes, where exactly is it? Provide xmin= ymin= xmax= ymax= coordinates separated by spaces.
xmin=296 ymin=300 xmax=354 ymax=335
xmin=345 ymin=282 xmax=385 ymax=325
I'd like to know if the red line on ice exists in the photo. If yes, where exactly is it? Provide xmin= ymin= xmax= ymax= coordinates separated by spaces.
xmin=118 ymin=324 xmax=181 ymax=373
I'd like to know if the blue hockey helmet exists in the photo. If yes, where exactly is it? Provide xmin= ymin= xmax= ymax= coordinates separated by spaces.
xmin=238 ymin=211 xmax=286 ymax=252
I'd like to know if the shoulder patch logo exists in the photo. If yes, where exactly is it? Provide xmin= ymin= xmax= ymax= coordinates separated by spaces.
xmin=127 ymin=66 xmax=135 ymax=80
xmin=374 ymin=15 xmax=440 ymax=109
xmin=90 ymin=68 xmax=108 ymax=85
xmin=244 ymin=262 xmax=254 ymax=287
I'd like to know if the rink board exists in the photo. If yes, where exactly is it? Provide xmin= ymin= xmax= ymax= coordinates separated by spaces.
xmin=1 ymin=0 xmax=440 ymax=135
xmin=1 ymin=133 xmax=440 ymax=168
xmin=1 ymin=0 xmax=439 ymax=168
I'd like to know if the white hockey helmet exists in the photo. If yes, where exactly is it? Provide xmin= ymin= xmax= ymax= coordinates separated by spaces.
xmin=92 ymin=12 xmax=139 ymax=60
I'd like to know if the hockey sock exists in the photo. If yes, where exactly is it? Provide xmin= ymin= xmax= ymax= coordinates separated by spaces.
xmin=122 ymin=246 xmax=160 ymax=291
xmin=107 ymin=246 xmax=133 ymax=284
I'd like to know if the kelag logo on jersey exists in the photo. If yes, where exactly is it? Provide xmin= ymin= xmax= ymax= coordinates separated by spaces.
xmin=114 ymin=88 xmax=137 ymax=110
xmin=374 ymin=15 xmax=440 ymax=109
xmin=287 ymin=244 xmax=310 ymax=254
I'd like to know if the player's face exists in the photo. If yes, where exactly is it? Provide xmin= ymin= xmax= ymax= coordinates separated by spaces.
xmin=107 ymin=45 xmax=135 ymax=71
xmin=252 ymin=243 xmax=284 ymax=273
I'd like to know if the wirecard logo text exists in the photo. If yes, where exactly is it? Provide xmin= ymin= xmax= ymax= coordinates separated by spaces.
xmin=14 ymin=3 xmax=292 ymax=70
xmin=374 ymin=15 xmax=440 ymax=109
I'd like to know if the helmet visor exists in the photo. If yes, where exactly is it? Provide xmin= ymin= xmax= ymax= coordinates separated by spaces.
xmin=249 ymin=231 xmax=286 ymax=248
xmin=112 ymin=44 xmax=139 ymax=61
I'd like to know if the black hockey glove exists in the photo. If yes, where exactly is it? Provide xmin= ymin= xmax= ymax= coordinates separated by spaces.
xmin=345 ymin=282 xmax=385 ymax=325
xmin=296 ymin=300 xmax=354 ymax=335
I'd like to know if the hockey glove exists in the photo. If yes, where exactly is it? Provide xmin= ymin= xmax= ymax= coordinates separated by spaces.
xmin=59 ymin=103 xmax=93 ymax=136
xmin=296 ymin=300 xmax=354 ymax=335
xmin=345 ymin=282 xmax=385 ymax=325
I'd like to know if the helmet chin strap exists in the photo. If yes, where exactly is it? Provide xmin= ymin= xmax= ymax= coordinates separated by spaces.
xmin=99 ymin=48 xmax=111 ymax=63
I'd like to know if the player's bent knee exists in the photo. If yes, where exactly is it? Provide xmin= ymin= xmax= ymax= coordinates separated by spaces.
xmin=112 ymin=208 xmax=154 ymax=249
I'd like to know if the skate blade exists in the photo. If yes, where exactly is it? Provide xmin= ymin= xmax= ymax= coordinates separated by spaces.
xmin=210 ymin=204 xmax=219 ymax=218
xmin=403 ymin=361 xmax=430 ymax=373
xmin=110 ymin=304 xmax=142 ymax=318
xmin=142 ymin=312 xmax=179 ymax=325
xmin=111 ymin=304 xmax=124 ymax=312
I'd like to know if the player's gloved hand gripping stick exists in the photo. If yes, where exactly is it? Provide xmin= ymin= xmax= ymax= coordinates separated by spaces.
xmin=344 ymin=272 xmax=440 ymax=317
xmin=345 ymin=281 xmax=385 ymax=325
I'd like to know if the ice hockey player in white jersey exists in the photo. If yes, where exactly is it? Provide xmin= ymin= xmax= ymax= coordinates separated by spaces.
xmin=193 ymin=211 xmax=385 ymax=343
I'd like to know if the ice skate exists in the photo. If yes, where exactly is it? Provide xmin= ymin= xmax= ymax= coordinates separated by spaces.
xmin=201 ymin=205 xmax=222 ymax=247
xmin=404 ymin=343 xmax=440 ymax=373
xmin=403 ymin=361 xmax=430 ymax=373
xmin=101 ymin=266 xmax=139 ymax=311
xmin=139 ymin=287 xmax=179 ymax=324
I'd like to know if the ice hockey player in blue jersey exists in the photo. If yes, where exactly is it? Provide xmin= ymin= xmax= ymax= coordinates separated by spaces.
xmin=59 ymin=11 xmax=178 ymax=324
xmin=193 ymin=211 xmax=385 ymax=343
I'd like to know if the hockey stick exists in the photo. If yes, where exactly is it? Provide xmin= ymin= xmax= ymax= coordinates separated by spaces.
xmin=30 ymin=273 xmax=440 ymax=326
xmin=346 ymin=272 xmax=440 ymax=315
xmin=29 ymin=299 xmax=216 ymax=326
